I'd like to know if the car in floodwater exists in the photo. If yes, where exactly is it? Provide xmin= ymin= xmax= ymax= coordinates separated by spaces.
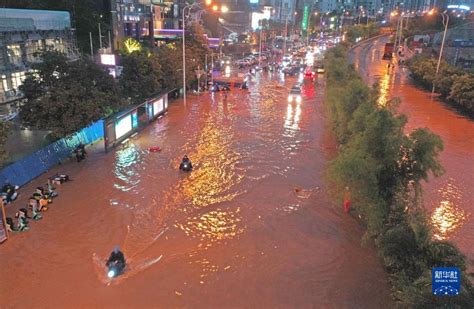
xmin=314 ymin=61 xmax=325 ymax=74
xmin=288 ymin=85 xmax=302 ymax=103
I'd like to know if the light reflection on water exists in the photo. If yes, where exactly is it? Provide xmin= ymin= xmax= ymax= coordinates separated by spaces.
xmin=176 ymin=208 xmax=243 ymax=243
xmin=114 ymin=143 xmax=142 ymax=192
xmin=431 ymin=180 xmax=468 ymax=240
xmin=177 ymin=119 xmax=245 ymax=210
xmin=284 ymin=103 xmax=302 ymax=134
xmin=377 ymin=73 xmax=391 ymax=107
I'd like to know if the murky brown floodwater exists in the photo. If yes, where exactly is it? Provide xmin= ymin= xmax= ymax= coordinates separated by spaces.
xmin=350 ymin=37 xmax=474 ymax=268
xmin=0 ymin=70 xmax=391 ymax=307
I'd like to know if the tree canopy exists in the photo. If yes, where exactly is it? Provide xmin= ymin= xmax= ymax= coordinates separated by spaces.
xmin=19 ymin=51 xmax=125 ymax=139
xmin=0 ymin=121 xmax=11 ymax=165
xmin=408 ymin=55 xmax=474 ymax=117
xmin=119 ymin=51 xmax=163 ymax=104
xmin=155 ymin=43 xmax=182 ymax=91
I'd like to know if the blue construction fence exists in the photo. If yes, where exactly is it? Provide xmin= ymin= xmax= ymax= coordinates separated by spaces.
xmin=0 ymin=120 xmax=104 ymax=187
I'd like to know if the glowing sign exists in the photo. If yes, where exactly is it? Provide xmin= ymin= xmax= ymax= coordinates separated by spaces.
xmin=249 ymin=0 xmax=259 ymax=4
xmin=115 ymin=115 xmax=132 ymax=139
xmin=100 ymin=54 xmax=116 ymax=66
xmin=447 ymin=4 xmax=470 ymax=10
xmin=251 ymin=9 xmax=271 ymax=30
xmin=302 ymin=5 xmax=309 ymax=31
xmin=152 ymin=98 xmax=164 ymax=116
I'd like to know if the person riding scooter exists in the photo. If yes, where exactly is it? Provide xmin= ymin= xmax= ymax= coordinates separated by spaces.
xmin=179 ymin=155 xmax=193 ymax=172
xmin=74 ymin=143 xmax=87 ymax=162
xmin=106 ymin=246 xmax=126 ymax=278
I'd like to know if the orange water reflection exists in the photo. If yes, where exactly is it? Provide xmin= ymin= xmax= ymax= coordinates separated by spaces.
xmin=284 ymin=103 xmax=302 ymax=133
xmin=179 ymin=118 xmax=244 ymax=209
xmin=176 ymin=208 xmax=243 ymax=243
xmin=377 ymin=72 xmax=391 ymax=107
xmin=431 ymin=180 xmax=468 ymax=240
xmin=170 ymin=109 xmax=245 ymax=245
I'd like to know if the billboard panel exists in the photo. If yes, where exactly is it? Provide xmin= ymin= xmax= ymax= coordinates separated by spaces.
xmin=153 ymin=98 xmax=164 ymax=116
xmin=100 ymin=54 xmax=116 ymax=66
xmin=302 ymin=5 xmax=309 ymax=31
xmin=115 ymin=114 xmax=132 ymax=139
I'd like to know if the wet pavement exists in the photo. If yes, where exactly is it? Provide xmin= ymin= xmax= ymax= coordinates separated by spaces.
xmin=0 ymin=70 xmax=392 ymax=307
xmin=350 ymin=36 xmax=474 ymax=268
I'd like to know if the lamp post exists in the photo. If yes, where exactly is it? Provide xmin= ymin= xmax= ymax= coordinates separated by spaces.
xmin=283 ymin=12 xmax=289 ymax=54
xmin=396 ymin=13 xmax=404 ymax=52
xmin=432 ymin=11 xmax=449 ymax=94
xmin=392 ymin=11 xmax=402 ymax=55
xmin=259 ymin=26 xmax=263 ymax=68
xmin=182 ymin=3 xmax=195 ymax=105
xmin=283 ymin=11 xmax=297 ymax=54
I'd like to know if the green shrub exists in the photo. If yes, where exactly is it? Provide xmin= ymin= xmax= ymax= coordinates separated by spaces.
xmin=407 ymin=55 xmax=474 ymax=116
xmin=324 ymin=45 xmax=474 ymax=307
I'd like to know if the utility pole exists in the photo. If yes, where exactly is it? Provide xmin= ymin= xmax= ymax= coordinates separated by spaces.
xmin=211 ymin=53 xmax=214 ymax=85
xmin=98 ymin=22 xmax=103 ymax=49
xmin=259 ymin=27 xmax=263 ymax=67
xmin=283 ymin=12 xmax=289 ymax=54
xmin=432 ymin=12 xmax=449 ymax=94
xmin=205 ymin=54 xmax=208 ymax=90
xmin=89 ymin=32 xmax=94 ymax=57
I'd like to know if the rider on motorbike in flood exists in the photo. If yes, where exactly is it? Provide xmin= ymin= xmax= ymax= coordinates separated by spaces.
xmin=179 ymin=155 xmax=193 ymax=171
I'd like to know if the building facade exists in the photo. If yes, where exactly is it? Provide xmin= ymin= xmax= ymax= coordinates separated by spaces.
xmin=111 ymin=0 xmax=188 ymax=48
xmin=261 ymin=0 xmax=298 ymax=23
xmin=0 ymin=8 xmax=78 ymax=103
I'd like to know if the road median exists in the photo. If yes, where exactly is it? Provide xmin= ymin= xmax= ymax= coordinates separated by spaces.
xmin=324 ymin=44 xmax=474 ymax=306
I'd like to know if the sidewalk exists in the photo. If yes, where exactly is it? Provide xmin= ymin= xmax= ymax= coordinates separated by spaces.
xmin=2 ymin=140 xmax=105 ymax=235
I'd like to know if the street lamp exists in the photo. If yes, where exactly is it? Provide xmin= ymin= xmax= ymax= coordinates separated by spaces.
xmin=393 ymin=12 xmax=403 ymax=53
xmin=283 ymin=11 xmax=298 ymax=54
xmin=432 ymin=11 xmax=449 ymax=94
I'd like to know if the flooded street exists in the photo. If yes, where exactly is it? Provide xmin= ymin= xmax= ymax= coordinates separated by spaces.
xmin=350 ymin=37 xmax=474 ymax=267
xmin=0 ymin=71 xmax=391 ymax=307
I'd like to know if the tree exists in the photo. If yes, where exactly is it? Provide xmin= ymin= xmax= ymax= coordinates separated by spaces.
xmin=20 ymin=51 xmax=69 ymax=102
xmin=119 ymin=51 xmax=162 ymax=104
xmin=0 ymin=121 xmax=11 ymax=165
xmin=448 ymin=74 xmax=474 ymax=111
xmin=407 ymin=55 xmax=437 ymax=89
xmin=183 ymin=23 xmax=211 ymax=89
xmin=155 ymin=43 xmax=182 ymax=90
xmin=201 ymin=13 xmax=221 ymax=38
xmin=432 ymin=62 xmax=464 ymax=98
xmin=324 ymin=44 xmax=474 ymax=307
xmin=19 ymin=52 xmax=125 ymax=139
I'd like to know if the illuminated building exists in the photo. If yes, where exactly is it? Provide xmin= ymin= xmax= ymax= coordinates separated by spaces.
xmin=0 ymin=8 xmax=78 ymax=103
